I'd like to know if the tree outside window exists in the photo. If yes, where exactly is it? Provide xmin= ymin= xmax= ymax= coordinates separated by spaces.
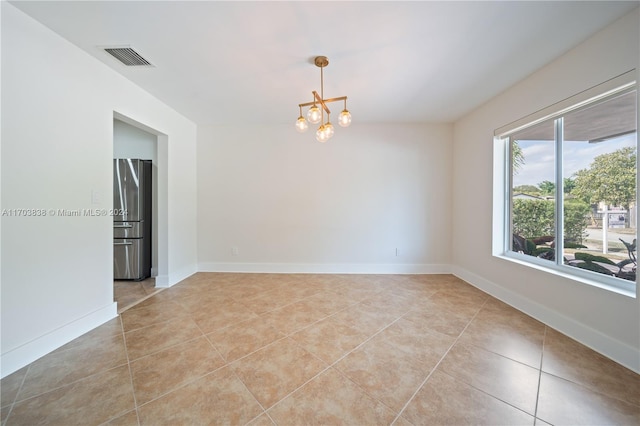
xmin=507 ymin=88 xmax=637 ymax=286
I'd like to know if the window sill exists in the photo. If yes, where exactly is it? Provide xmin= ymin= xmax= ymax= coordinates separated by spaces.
xmin=495 ymin=252 xmax=637 ymax=299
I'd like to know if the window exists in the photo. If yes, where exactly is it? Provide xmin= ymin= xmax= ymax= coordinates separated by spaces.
xmin=495 ymin=72 xmax=637 ymax=295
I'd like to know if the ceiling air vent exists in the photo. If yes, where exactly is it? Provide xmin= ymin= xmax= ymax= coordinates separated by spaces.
xmin=104 ymin=47 xmax=154 ymax=67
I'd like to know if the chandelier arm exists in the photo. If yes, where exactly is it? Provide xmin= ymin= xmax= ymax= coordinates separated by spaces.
xmin=314 ymin=91 xmax=331 ymax=115
xmin=322 ymin=96 xmax=347 ymax=104
xmin=299 ymin=96 xmax=347 ymax=108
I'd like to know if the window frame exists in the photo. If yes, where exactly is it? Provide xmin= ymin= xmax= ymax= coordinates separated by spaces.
xmin=493 ymin=70 xmax=638 ymax=297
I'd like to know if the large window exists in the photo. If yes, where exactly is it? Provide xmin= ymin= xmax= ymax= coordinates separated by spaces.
xmin=496 ymin=73 xmax=637 ymax=294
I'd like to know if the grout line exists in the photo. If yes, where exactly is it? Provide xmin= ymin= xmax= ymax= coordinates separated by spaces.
xmin=130 ymin=300 xmax=258 ymax=409
xmin=264 ymin=410 xmax=278 ymax=425
xmin=115 ymin=278 xmax=163 ymax=314
xmin=391 ymin=296 xmax=488 ymax=425
xmin=436 ymin=369 xmax=535 ymax=419
xmin=120 ymin=316 xmax=175 ymax=336
xmin=394 ymin=296 xmax=543 ymax=423
xmin=261 ymin=351 xmax=333 ymax=415
xmin=533 ymin=330 xmax=640 ymax=411
xmin=251 ymin=309 xmax=409 ymax=418
xmin=183 ymin=277 xmax=494 ymax=418
xmin=230 ymin=368 xmax=270 ymax=422
xmin=539 ymin=368 xmax=640 ymax=409
xmin=118 ymin=316 xmax=141 ymax=426
xmin=12 ymin=274 xmax=597 ymax=424
xmin=125 ymin=328 xmax=211 ymax=362
xmin=331 ymin=365 xmax=400 ymax=415
xmin=117 ymin=287 xmax=165 ymax=314
xmin=285 ymin=306 xmax=411 ymax=414
xmin=1 ymin=363 xmax=31 ymax=425
xmin=147 ymin=333 xmax=321 ymax=420
xmin=201 ymin=332 xmax=228 ymax=363
xmin=130 ymin=281 xmax=337 ymax=410
xmin=7 ymin=361 xmax=136 ymax=424
xmin=124 ymin=325 xmax=206 ymax=363
xmin=461 ymin=341 xmax=544 ymax=370
xmin=134 ymin=365 xmax=230 ymax=411
xmin=225 ymin=335 xmax=289 ymax=367
xmin=533 ymin=325 xmax=548 ymax=424
xmin=319 ymin=300 xmax=449 ymax=418
xmin=230 ymin=284 xmax=353 ymax=319
xmin=9 ymin=360 xmax=130 ymax=406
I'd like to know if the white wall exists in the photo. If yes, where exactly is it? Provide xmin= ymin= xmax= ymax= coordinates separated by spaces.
xmin=198 ymin=123 xmax=453 ymax=273
xmin=452 ymin=8 xmax=640 ymax=372
xmin=0 ymin=3 xmax=198 ymax=378
xmin=113 ymin=119 xmax=157 ymax=162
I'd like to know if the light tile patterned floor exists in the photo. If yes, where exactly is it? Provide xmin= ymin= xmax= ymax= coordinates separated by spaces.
xmin=114 ymin=278 xmax=158 ymax=313
xmin=2 ymin=273 xmax=639 ymax=425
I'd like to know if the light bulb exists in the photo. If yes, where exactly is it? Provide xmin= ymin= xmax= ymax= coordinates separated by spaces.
xmin=295 ymin=116 xmax=308 ymax=133
xmin=338 ymin=109 xmax=352 ymax=127
xmin=316 ymin=125 xmax=330 ymax=143
xmin=307 ymin=105 xmax=322 ymax=124
xmin=325 ymin=121 xmax=335 ymax=138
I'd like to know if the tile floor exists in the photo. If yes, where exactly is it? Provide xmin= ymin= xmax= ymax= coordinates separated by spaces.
xmin=1 ymin=273 xmax=639 ymax=425
xmin=114 ymin=278 xmax=159 ymax=313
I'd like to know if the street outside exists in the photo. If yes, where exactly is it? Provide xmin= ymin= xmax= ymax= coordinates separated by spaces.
xmin=581 ymin=226 xmax=636 ymax=260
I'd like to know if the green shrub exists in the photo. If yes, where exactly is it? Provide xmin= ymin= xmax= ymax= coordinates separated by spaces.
xmin=512 ymin=199 xmax=554 ymax=239
xmin=564 ymin=200 xmax=590 ymax=243
xmin=512 ymin=199 xmax=589 ymax=243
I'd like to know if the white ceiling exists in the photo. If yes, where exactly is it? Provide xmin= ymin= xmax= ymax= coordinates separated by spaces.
xmin=9 ymin=1 xmax=638 ymax=127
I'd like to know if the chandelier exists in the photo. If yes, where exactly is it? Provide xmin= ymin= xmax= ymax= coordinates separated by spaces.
xmin=295 ymin=56 xmax=351 ymax=142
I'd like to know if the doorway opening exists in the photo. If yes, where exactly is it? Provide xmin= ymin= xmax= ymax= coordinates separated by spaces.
xmin=112 ymin=113 xmax=168 ymax=311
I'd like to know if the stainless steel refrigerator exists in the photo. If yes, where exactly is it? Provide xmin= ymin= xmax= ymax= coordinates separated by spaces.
xmin=113 ymin=159 xmax=152 ymax=280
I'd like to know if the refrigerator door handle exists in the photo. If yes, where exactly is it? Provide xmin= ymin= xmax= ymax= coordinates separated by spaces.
xmin=114 ymin=224 xmax=133 ymax=228
xmin=114 ymin=241 xmax=134 ymax=246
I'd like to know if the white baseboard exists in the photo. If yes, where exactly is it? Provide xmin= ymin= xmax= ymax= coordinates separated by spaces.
xmin=451 ymin=265 xmax=640 ymax=374
xmin=1 ymin=302 xmax=118 ymax=379
xmin=198 ymin=262 xmax=451 ymax=275
xmin=152 ymin=266 xmax=197 ymax=289
xmin=169 ymin=265 xmax=198 ymax=286
xmin=154 ymin=274 xmax=170 ymax=288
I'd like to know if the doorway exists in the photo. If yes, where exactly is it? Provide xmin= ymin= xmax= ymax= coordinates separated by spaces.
xmin=112 ymin=113 xmax=168 ymax=311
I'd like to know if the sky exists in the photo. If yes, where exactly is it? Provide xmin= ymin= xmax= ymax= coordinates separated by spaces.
xmin=513 ymin=133 xmax=637 ymax=188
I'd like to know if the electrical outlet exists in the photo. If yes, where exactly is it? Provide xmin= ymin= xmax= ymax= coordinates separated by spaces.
xmin=232 ymin=246 xmax=239 ymax=256
xmin=395 ymin=248 xmax=399 ymax=256
xmin=91 ymin=190 xmax=102 ymax=205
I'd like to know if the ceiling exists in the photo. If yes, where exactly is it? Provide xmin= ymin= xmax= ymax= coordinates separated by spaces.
xmin=9 ymin=1 xmax=639 ymax=127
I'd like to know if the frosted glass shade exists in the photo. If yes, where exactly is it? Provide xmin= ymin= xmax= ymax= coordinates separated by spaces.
xmin=325 ymin=122 xmax=335 ymax=138
xmin=338 ymin=109 xmax=352 ymax=127
xmin=295 ymin=116 xmax=308 ymax=133
xmin=316 ymin=125 xmax=330 ymax=142
xmin=307 ymin=106 xmax=322 ymax=124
